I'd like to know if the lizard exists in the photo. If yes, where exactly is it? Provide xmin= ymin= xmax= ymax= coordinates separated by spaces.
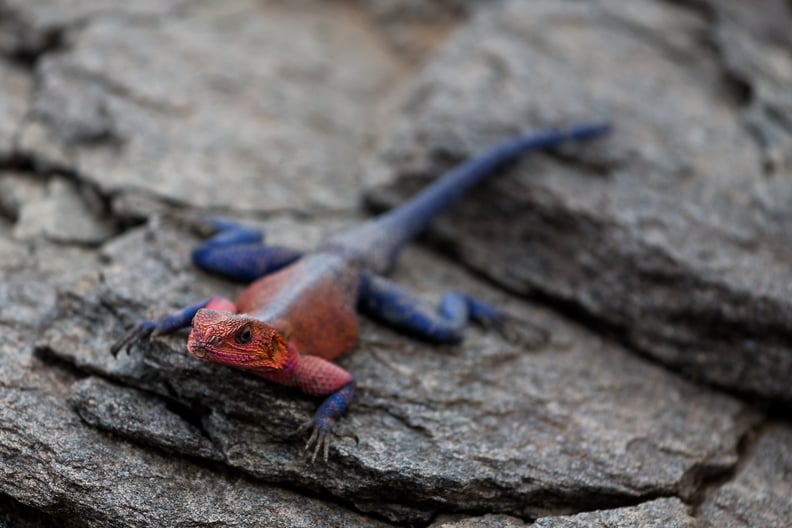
xmin=111 ymin=122 xmax=610 ymax=461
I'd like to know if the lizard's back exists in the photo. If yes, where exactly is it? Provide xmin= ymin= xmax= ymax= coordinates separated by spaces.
xmin=235 ymin=252 xmax=359 ymax=360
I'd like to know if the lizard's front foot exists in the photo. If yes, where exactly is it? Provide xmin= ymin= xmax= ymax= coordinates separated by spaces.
xmin=110 ymin=300 xmax=215 ymax=357
xmin=110 ymin=320 xmax=159 ymax=357
xmin=297 ymin=417 xmax=358 ymax=463
xmin=298 ymin=416 xmax=335 ymax=463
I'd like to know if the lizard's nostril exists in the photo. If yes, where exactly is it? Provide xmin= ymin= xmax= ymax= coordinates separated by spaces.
xmin=190 ymin=346 xmax=209 ymax=359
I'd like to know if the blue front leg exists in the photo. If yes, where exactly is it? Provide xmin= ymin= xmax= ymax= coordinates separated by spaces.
xmin=358 ymin=272 xmax=548 ymax=346
xmin=111 ymin=298 xmax=212 ymax=356
xmin=191 ymin=218 xmax=302 ymax=282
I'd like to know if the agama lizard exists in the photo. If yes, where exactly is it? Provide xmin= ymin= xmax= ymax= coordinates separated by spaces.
xmin=111 ymin=123 xmax=610 ymax=461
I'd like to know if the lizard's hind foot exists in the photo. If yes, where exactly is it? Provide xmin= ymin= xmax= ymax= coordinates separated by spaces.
xmin=480 ymin=313 xmax=550 ymax=349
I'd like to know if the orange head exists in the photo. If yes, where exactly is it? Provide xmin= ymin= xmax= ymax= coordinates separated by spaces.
xmin=187 ymin=309 xmax=289 ymax=370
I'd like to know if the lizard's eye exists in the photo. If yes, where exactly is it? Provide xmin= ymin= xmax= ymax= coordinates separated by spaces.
xmin=236 ymin=326 xmax=253 ymax=345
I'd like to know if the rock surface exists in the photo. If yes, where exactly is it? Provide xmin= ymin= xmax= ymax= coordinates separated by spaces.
xmin=697 ymin=424 xmax=792 ymax=527
xmin=430 ymin=498 xmax=698 ymax=527
xmin=366 ymin=0 xmax=792 ymax=405
xmin=0 ymin=60 xmax=31 ymax=159
xmin=18 ymin=0 xmax=404 ymax=214
xmin=0 ymin=0 xmax=790 ymax=526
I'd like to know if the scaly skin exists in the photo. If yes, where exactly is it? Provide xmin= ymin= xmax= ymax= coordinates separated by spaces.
xmin=112 ymin=123 xmax=611 ymax=461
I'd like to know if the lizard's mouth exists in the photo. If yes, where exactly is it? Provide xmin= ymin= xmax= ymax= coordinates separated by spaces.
xmin=186 ymin=332 xmax=217 ymax=359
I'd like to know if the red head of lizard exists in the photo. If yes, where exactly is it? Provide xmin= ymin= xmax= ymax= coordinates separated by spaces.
xmin=187 ymin=309 xmax=289 ymax=370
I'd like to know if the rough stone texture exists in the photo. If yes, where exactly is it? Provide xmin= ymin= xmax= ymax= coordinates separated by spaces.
xmin=0 ymin=0 xmax=186 ymax=58
xmin=359 ymin=0 xmax=481 ymax=59
xmin=1 ymin=174 xmax=115 ymax=243
xmin=0 ymin=0 xmax=791 ymax=526
xmin=365 ymin=0 xmax=792 ymax=405
xmin=532 ymin=498 xmax=697 ymax=527
xmin=43 ymin=221 xmax=757 ymax=523
xmin=705 ymin=0 xmax=792 ymax=172
xmin=0 ymin=494 xmax=63 ymax=528
xmin=430 ymin=498 xmax=697 ymax=527
xmin=69 ymin=376 xmax=224 ymax=461
xmin=0 ymin=351 xmax=390 ymax=528
xmin=17 ymin=0 xmax=404 ymax=214
xmin=431 ymin=513 xmax=528 ymax=528
xmin=0 ymin=60 xmax=31 ymax=158
xmin=0 ymin=224 xmax=388 ymax=527
xmin=697 ymin=424 xmax=792 ymax=528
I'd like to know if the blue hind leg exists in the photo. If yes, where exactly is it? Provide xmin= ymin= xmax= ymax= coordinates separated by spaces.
xmin=358 ymin=273 xmax=548 ymax=345
xmin=191 ymin=218 xmax=302 ymax=282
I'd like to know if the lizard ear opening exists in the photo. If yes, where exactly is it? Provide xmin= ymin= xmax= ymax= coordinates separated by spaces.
xmin=249 ymin=323 xmax=290 ymax=370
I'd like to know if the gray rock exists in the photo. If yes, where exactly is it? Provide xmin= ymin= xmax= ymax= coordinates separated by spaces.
xmin=0 ymin=324 xmax=390 ymax=527
xmin=360 ymin=0 xmax=482 ymax=59
xmin=18 ymin=0 xmax=404 ymax=214
xmin=697 ymin=424 xmax=792 ymax=528
xmin=44 ymin=221 xmax=758 ymax=523
xmin=706 ymin=0 xmax=792 ymax=172
xmin=69 ymin=376 xmax=224 ymax=461
xmin=365 ymin=0 xmax=792 ymax=404
xmin=430 ymin=498 xmax=698 ymax=527
xmin=0 ymin=61 xmax=31 ymax=158
xmin=533 ymin=498 xmax=697 ymax=527
xmin=0 ymin=0 xmax=185 ymax=58
xmin=0 ymin=220 xmax=387 ymax=526
xmin=9 ymin=176 xmax=116 ymax=244
xmin=0 ymin=494 xmax=63 ymax=528
xmin=431 ymin=513 xmax=528 ymax=528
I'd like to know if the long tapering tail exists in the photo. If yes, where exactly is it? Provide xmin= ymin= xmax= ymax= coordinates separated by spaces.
xmin=330 ymin=122 xmax=611 ymax=272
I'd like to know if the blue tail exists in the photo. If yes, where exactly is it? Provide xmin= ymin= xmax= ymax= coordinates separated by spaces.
xmin=330 ymin=122 xmax=611 ymax=272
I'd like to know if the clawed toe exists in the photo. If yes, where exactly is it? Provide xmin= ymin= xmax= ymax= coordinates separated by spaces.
xmin=304 ymin=426 xmax=331 ymax=463
xmin=485 ymin=315 xmax=550 ymax=349
xmin=297 ymin=419 xmax=357 ymax=463
xmin=110 ymin=320 xmax=156 ymax=357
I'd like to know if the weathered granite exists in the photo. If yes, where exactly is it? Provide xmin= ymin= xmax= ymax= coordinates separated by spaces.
xmin=431 ymin=498 xmax=698 ymax=527
xmin=17 ymin=0 xmax=404 ymax=214
xmin=1 ymin=174 xmax=115 ymax=244
xmin=697 ymin=424 xmax=792 ymax=528
xmin=48 ymin=221 xmax=758 ymax=523
xmin=69 ymin=376 xmax=224 ymax=461
xmin=365 ymin=0 xmax=792 ymax=405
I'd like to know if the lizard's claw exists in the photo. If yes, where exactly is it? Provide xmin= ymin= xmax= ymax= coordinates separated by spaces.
xmin=297 ymin=417 xmax=358 ymax=463
xmin=305 ymin=422 xmax=332 ymax=463
xmin=110 ymin=320 xmax=157 ymax=357
xmin=482 ymin=314 xmax=550 ymax=350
